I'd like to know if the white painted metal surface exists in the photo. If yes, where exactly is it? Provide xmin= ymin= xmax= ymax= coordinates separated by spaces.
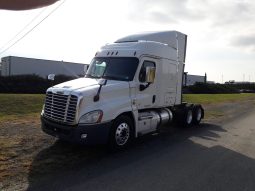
xmin=115 ymin=31 xmax=187 ymax=63
xmin=43 ymin=30 xmax=188 ymax=137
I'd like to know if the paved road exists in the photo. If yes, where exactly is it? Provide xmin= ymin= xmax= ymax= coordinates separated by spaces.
xmin=28 ymin=109 xmax=255 ymax=191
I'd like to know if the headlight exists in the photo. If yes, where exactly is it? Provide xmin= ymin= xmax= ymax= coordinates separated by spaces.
xmin=79 ymin=110 xmax=103 ymax=124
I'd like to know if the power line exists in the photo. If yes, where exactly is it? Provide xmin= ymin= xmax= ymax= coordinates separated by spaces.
xmin=0 ymin=0 xmax=66 ymax=56
xmin=0 ymin=7 xmax=48 ymax=52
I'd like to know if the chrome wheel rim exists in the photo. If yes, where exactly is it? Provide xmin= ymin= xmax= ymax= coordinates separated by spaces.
xmin=115 ymin=122 xmax=130 ymax=146
xmin=187 ymin=110 xmax=193 ymax=124
xmin=196 ymin=108 xmax=202 ymax=121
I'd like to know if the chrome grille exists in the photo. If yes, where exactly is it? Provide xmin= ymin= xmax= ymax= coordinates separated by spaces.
xmin=44 ymin=92 xmax=78 ymax=123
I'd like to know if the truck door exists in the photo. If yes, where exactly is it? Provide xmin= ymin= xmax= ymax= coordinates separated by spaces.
xmin=135 ymin=58 xmax=158 ymax=110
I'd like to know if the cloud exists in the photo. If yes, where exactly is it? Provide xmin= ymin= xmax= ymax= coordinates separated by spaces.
xmin=126 ymin=0 xmax=255 ymax=52
xmin=127 ymin=0 xmax=207 ymax=24
xmin=127 ymin=0 xmax=255 ymax=29
xmin=208 ymin=0 xmax=254 ymax=27
xmin=231 ymin=35 xmax=255 ymax=50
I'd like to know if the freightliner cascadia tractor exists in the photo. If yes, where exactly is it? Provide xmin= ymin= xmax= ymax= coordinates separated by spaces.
xmin=41 ymin=31 xmax=204 ymax=149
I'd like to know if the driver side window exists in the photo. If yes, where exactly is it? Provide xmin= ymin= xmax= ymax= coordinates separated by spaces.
xmin=139 ymin=61 xmax=156 ymax=82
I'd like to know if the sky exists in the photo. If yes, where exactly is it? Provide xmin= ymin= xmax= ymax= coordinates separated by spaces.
xmin=0 ymin=0 xmax=255 ymax=83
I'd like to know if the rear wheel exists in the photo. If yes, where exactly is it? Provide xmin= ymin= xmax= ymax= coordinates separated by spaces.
xmin=183 ymin=107 xmax=193 ymax=127
xmin=109 ymin=115 xmax=134 ymax=150
xmin=193 ymin=105 xmax=203 ymax=125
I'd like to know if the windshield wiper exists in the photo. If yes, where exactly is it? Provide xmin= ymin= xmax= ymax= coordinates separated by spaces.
xmin=102 ymin=75 xmax=120 ymax=80
xmin=85 ymin=74 xmax=100 ymax=79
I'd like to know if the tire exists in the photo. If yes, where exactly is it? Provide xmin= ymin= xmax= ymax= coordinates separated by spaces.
xmin=183 ymin=107 xmax=193 ymax=127
xmin=109 ymin=115 xmax=134 ymax=150
xmin=193 ymin=105 xmax=203 ymax=125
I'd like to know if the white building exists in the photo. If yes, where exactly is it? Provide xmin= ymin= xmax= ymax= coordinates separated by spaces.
xmin=183 ymin=72 xmax=207 ymax=86
xmin=0 ymin=56 xmax=88 ymax=78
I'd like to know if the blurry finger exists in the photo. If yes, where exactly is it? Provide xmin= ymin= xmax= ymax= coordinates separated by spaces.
xmin=0 ymin=0 xmax=60 ymax=10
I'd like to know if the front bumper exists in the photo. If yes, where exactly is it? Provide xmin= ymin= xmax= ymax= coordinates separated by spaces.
xmin=41 ymin=116 xmax=112 ymax=144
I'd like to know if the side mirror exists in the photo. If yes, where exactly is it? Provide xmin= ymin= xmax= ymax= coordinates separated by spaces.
xmin=48 ymin=74 xmax=55 ymax=81
xmin=139 ymin=66 xmax=156 ymax=91
xmin=145 ymin=66 xmax=156 ymax=83
xmin=98 ymin=79 xmax=107 ymax=86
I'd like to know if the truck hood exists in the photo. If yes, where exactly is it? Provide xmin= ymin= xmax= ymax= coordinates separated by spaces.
xmin=48 ymin=78 xmax=130 ymax=97
xmin=52 ymin=78 xmax=99 ymax=91
xmin=47 ymin=77 xmax=132 ymax=124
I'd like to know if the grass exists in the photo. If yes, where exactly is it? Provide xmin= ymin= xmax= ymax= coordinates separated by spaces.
xmin=183 ymin=93 xmax=255 ymax=105
xmin=0 ymin=94 xmax=45 ymax=122
xmin=0 ymin=94 xmax=47 ymax=189
xmin=1 ymin=93 xmax=255 ymax=122
xmin=183 ymin=94 xmax=255 ymax=120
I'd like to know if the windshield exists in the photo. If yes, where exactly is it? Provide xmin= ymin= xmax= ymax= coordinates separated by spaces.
xmin=86 ymin=57 xmax=139 ymax=81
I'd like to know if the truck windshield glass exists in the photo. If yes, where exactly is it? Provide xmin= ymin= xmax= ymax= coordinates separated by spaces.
xmin=86 ymin=57 xmax=139 ymax=81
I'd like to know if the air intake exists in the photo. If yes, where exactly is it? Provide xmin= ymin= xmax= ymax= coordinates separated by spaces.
xmin=44 ymin=92 xmax=78 ymax=124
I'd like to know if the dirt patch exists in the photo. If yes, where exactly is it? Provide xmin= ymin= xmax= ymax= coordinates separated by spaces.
xmin=0 ymin=117 xmax=56 ymax=190
xmin=1 ymin=97 xmax=255 ymax=190
xmin=203 ymin=98 xmax=255 ymax=124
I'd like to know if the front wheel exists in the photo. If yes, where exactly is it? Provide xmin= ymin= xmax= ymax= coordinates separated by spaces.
xmin=109 ymin=115 xmax=134 ymax=150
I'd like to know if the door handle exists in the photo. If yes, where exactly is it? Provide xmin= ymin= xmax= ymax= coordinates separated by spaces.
xmin=152 ymin=95 xmax=156 ymax=103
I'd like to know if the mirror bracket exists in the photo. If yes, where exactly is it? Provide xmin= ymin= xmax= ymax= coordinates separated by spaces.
xmin=139 ymin=83 xmax=151 ymax=91
xmin=48 ymin=74 xmax=55 ymax=81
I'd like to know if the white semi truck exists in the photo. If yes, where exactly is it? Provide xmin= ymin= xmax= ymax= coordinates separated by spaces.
xmin=41 ymin=31 xmax=204 ymax=149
